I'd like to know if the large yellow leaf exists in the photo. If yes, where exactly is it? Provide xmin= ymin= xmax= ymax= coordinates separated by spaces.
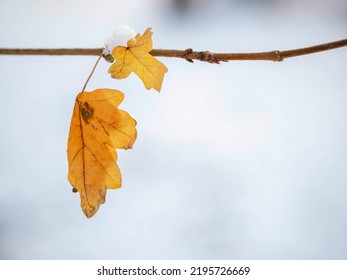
xmin=67 ymin=88 xmax=137 ymax=218
xmin=108 ymin=27 xmax=168 ymax=92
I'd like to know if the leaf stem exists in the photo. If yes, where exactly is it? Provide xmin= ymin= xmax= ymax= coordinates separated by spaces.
xmin=0 ymin=38 xmax=346 ymax=63
xmin=81 ymin=53 xmax=103 ymax=94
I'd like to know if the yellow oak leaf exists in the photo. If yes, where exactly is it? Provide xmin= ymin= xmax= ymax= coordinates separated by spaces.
xmin=108 ymin=27 xmax=168 ymax=92
xmin=67 ymin=88 xmax=137 ymax=218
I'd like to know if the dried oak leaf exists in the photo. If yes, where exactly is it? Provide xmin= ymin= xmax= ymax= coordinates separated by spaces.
xmin=67 ymin=88 xmax=137 ymax=218
xmin=108 ymin=27 xmax=168 ymax=92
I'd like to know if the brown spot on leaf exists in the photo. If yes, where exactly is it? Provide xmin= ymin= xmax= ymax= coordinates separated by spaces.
xmin=79 ymin=102 xmax=94 ymax=124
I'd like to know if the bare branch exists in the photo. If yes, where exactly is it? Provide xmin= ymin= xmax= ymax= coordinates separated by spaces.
xmin=0 ymin=38 xmax=346 ymax=63
xmin=0 ymin=48 xmax=102 ymax=56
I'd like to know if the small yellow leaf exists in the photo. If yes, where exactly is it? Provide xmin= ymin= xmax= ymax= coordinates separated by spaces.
xmin=67 ymin=88 xmax=137 ymax=218
xmin=108 ymin=27 xmax=168 ymax=92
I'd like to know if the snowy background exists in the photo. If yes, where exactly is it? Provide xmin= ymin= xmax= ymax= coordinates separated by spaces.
xmin=0 ymin=0 xmax=346 ymax=259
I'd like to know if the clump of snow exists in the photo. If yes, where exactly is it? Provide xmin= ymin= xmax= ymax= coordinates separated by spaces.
xmin=103 ymin=25 xmax=136 ymax=55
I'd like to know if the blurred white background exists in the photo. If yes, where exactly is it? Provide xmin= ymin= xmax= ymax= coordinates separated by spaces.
xmin=0 ymin=0 xmax=346 ymax=259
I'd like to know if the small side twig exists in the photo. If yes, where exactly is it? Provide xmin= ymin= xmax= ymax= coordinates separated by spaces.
xmin=0 ymin=38 xmax=346 ymax=63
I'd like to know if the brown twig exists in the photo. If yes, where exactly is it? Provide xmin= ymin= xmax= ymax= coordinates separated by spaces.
xmin=0 ymin=38 xmax=346 ymax=63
